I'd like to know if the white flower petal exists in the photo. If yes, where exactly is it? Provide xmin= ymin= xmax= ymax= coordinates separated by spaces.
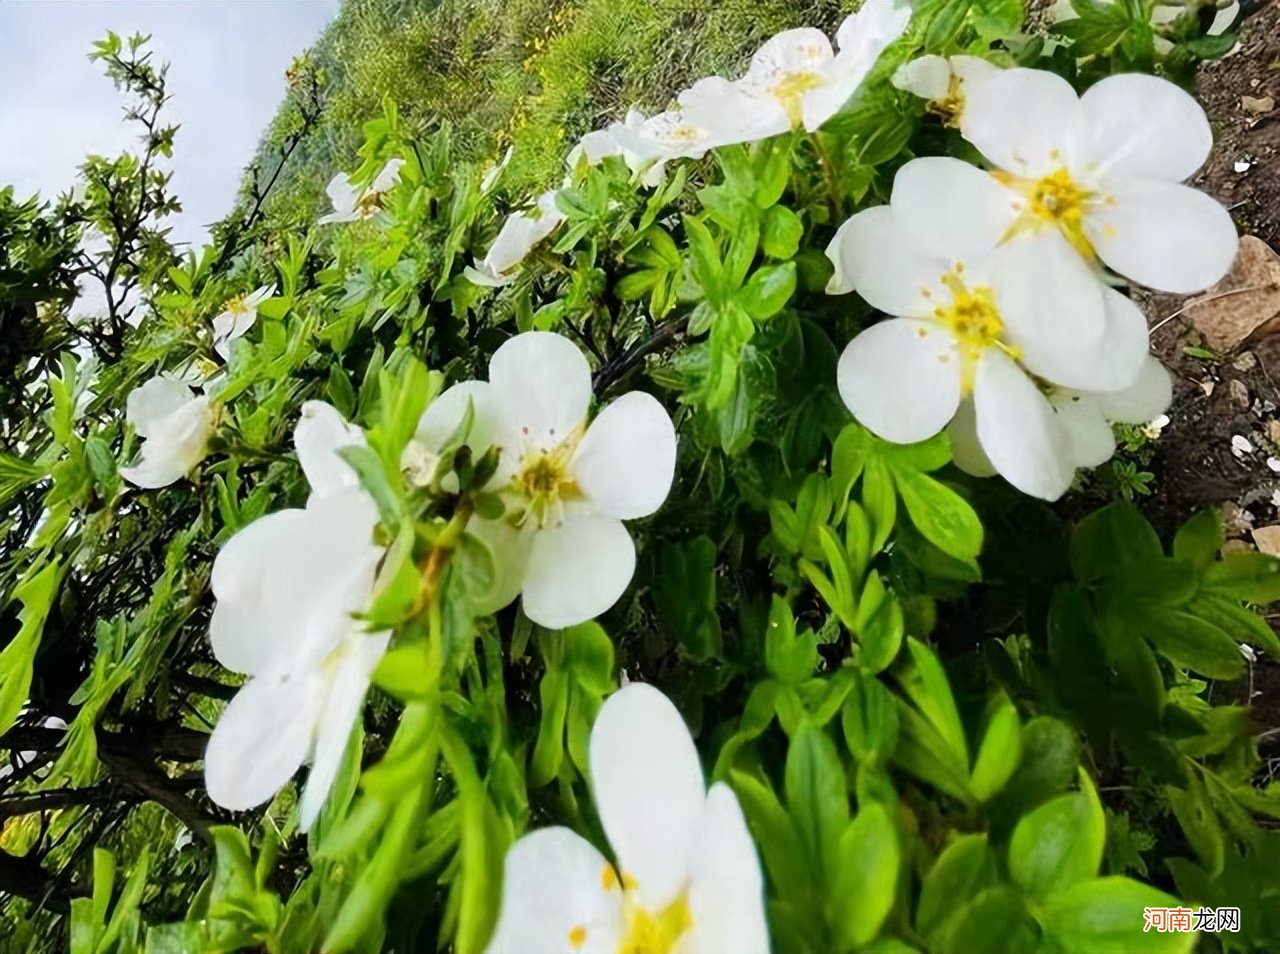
xmin=485 ymin=828 xmax=624 ymax=954
xmin=803 ymin=0 xmax=911 ymax=132
xmin=204 ymin=672 xmax=323 ymax=812
xmin=122 ymin=395 xmax=213 ymax=488
xmin=892 ymin=55 xmax=952 ymax=100
xmin=572 ymin=392 xmax=676 ymax=520
xmin=298 ymin=631 xmax=390 ymax=831
xmin=1051 ymin=393 xmax=1116 ymax=469
xmin=890 ymin=157 xmax=1019 ymax=259
xmin=1015 ymin=287 xmax=1146 ymax=394
xmin=126 ymin=377 xmax=196 ymax=438
xmin=521 ymin=511 xmax=635 ymax=629
xmin=990 ymin=228 xmax=1109 ymax=355
xmin=489 ymin=332 xmax=593 ymax=451
xmin=1086 ymin=180 xmax=1238 ymax=294
xmin=295 ymin=401 xmax=366 ymax=499
xmin=1080 ymin=73 xmax=1212 ymax=183
xmin=837 ymin=319 xmax=963 ymax=444
xmin=824 ymin=205 xmax=943 ymax=313
xmin=974 ymin=350 xmax=1075 ymax=500
xmin=947 ymin=399 xmax=997 ymax=477
xmin=466 ymin=516 xmax=532 ymax=617
xmin=370 ymin=158 xmax=405 ymax=194
xmin=742 ymin=28 xmax=833 ymax=87
xmin=678 ymin=78 xmax=790 ymax=147
xmin=119 ymin=454 xmax=192 ymax=490
xmin=482 ymin=191 xmax=565 ymax=278
xmin=414 ymin=380 xmax=497 ymax=457
xmin=1096 ymin=355 xmax=1173 ymax=424
xmin=589 ymin=683 xmax=706 ymax=911
xmin=961 ymin=67 xmax=1084 ymax=178
xmin=684 ymin=783 xmax=770 ymax=954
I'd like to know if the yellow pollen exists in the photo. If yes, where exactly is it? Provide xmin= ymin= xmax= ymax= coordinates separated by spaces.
xmin=569 ymin=925 xmax=587 ymax=949
xmin=771 ymin=71 xmax=824 ymax=126
xmin=994 ymin=167 xmax=1097 ymax=259
xmin=926 ymin=75 xmax=967 ymax=128
xmin=616 ymin=893 xmax=693 ymax=954
xmin=512 ymin=424 xmax=585 ymax=527
xmin=933 ymin=268 xmax=1017 ymax=395
xmin=356 ymin=190 xmax=383 ymax=216
xmin=224 ymin=293 xmax=247 ymax=314
xmin=601 ymin=865 xmax=620 ymax=892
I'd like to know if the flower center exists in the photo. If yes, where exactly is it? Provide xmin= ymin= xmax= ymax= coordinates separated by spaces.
xmin=926 ymin=75 xmax=966 ymax=128
xmin=224 ymin=293 xmax=248 ymax=315
xmin=594 ymin=864 xmax=694 ymax=954
xmin=927 ymin=266 xmax=1016 ymax=394
xmin=995 ymin=166 xmax=1097 ymax=259
xmin=771 ymin=71 xmax=824 ymax=126
xmin=356 ymin=190 xmax=384 ymax=216
xmin=511 ymin=426 xmax=584 ymax=527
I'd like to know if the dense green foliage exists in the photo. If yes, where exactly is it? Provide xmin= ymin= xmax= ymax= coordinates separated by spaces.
xmin=2 ymin=2 xmax=1276 ymax=954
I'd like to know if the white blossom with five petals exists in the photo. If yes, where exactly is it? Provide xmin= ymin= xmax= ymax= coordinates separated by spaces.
xmin=211 ymin=284 xmax=274 ymax=359
xmin=486 ymin=683 xmax=768 ymax=954
xmin=204 ymin=401 xmax=389 ymax=830
xmin=120 ymin=376 xmax=217 ymax=489
xmin=318 ymin=158 xmax=406 ymax=224
xmin=888 ymin=70 xmax=1238 ymax=347
xmin=677 ymin=1 xmax=911 ymax=146
xmin=426 ymin=332 xmax=677 ymax=628
xmin=827 ymin=199 xmax=1152 ymax=500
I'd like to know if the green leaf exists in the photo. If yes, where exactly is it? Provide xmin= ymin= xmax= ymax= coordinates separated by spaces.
xmin=916 ymin=835 xmax=998 ymax=943
xmin=841 ymin=669 xmax=899 ymax=767
xmin=765 ymin=596 xmax=819 ymax=684
xmin=1007 ymin=769 xmax=1105 ymax=900
xmin=899 ymin=638 xmax=969 ymax=768
xmin=1204 ymin=551 xmax=1280 ymax=605
xmin=988 ymin=716 xmax=1079 ymax=824
xmin=762 ymin=206 xmax=803 ymax=259
xmin=1071 ymin=502 xmax=1162 ymax=582
xmin=1185 ymin=591 xmax=1280 ymax=657
xmin=968 ymin=696 xmax=1022 ymax=803
xmin=1038 ymin=877 xmax=1197 ymax=954
xmin=1172 ymin=509 xmax=1223 ymax=568
xmin=530 ymin=667 xmax=569 ymax=786
xmin=830 ymin=805 xmax=900 ymax=949
xmin=785 ymin=724 xmax=849 ymax=881
xmin=1142 ymin=610 xmax=1244 ymax=680
xmin=936 ymin=886 xmax=1034 ymax=954
xmin=730 ymin=771 xmax=812 ymax=902
xmin=0 ymin=560 xmax=63 ymax=737
xmin=372 ymin=644 xmax=434 ymax=701
xmin=738 ymin=262 xmax=796 ymax=320
xmin=890 ymin=467 xmax=983 ymax=562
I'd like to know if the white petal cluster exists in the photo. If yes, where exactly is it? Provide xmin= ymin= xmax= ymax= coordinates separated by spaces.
xmin=829 ymin=67 xmax=1236 ymax=500
xmin=318 ymin=158 xmax=406 ymax=224
xmin=487 ymin=683 xmax=768 ymax=954
xmin=464 ymin=191 xmax=567 ymax=287
xmin=211 ymin=284 xmax=274 ymax=359
xmin=120 ymin=376 xmax=217 ymax=489
xmin=423 ymin=332 xmax=678 ymax=629
xmin=204 ymin=401 xmax=389 ymax=829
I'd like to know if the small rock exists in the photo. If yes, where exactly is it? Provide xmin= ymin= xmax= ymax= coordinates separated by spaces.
xmin=1200 ymin=379 xmax=1216 ymax=397
xmin=1268 ymin=457 xmax=1280 ymax=474
xmin=1222 ymin=539 xmax=1253 ymax=557
xmin=1232 ymin=434 xmax=1254 ymax=456
xmin=1234 ymin=159 xmax=1253 ymax=173
xmin=1253 ymin=525 xmax=1280 ymax=557
xmin=1242 ymin=94 xmax=1275 ymax=114
xmin=1268 ymin=420 xmax=1280 ymax=445
xmin=1184 ymin=236 xmax=1280 ymax=351
xmin=1227 ymin=379 xmax=1250 ymax=407
xmin=1232 ymin=351 xmax=1257 ymax=372
xmin=1223 ymin=501 xmax=1255 ymax=535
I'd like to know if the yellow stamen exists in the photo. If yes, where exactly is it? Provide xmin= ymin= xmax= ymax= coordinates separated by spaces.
xmin=568 ymin=925 xmax=587 ymax=949
xmin=933 ymin=267 xmax=1018 ymax=395
xmin=994 ymin=167 xmax=1098 ymax=260
xmin=926 ymin=75 xmax=966 ymax=128
xmin=616 ymin=894 xmax=693 ymax=954
xmin=771 ymin=71 xmax=824 ymax=127
xmin=223 ymin=293 xmax=247 ymax=315
xmin=511 ymin=423 xmax=585 ymax=527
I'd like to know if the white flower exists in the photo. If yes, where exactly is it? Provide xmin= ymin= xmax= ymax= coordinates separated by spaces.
xmin=400 ymin=380 xmax=496 ymax=489
xmin=889 ymin=70 xmax=1237 ymax=346
xmin=211 ymin=284 xmax=274 ymax=359
xmin=891 ymin=54 xmax=1000 ymax=125
xmin=204 ymin=401 xmax=389 ymax=830
xmin=437 ymin=332 xmax=677 ymax=628
xmin=464 ymin=191 xmax=567 ymax=287
xmin=827 ymin=202 xmax=1151 ymax=500
xmin=120 ymin=377 xmax=216 ymax=489
xmin=677 ymin=1 xmax=911 ymax=145
xmin=318 ymin=158 xmax=406 ymax=224
xmin=486 ymin=683 xmax=768 ymax=954
xmin=949 ymin=355 xmax=1174 ymax=480
xmin=578 ymin=108 xmax=722 ymax=188
xmin=482 ymin=145 xmax=516 ymax=194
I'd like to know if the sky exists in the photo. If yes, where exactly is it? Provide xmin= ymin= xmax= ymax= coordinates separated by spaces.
xmin=0 ymin=0 xmax=339 ymax=250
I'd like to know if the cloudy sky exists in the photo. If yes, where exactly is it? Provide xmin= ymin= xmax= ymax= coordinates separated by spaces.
xmin=0 ymin=0 xmax=338 ymax=249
